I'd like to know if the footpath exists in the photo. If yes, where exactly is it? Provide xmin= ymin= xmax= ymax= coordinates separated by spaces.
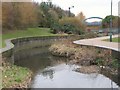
xmin=73 ymin=35 xmax=119 ymax=52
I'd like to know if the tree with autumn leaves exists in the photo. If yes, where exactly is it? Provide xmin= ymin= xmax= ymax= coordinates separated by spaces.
xmin=2 ymin=1 xmax=86 ymax=35
xmin=2 ymin=2 xmax=38 ymax=31
xmin=52 ymin=12 xmax=86 ymax=34
xmin=2 ymin=2 xmax=71 ymax=29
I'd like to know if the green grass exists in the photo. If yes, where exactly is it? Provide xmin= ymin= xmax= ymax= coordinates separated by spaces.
xmin=2 ymin=63 xmax=32 ymax=88
xmin=1 ymin=28 xmax=59 ymax=48
xmin=112 ymin=37 xmax=120 ymax=42
xmin=104 ymin=37 xmax=120 ymax=43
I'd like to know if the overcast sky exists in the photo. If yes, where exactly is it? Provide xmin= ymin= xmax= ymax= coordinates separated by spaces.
xmin=34 ymin=0 xmax=119 ymax=19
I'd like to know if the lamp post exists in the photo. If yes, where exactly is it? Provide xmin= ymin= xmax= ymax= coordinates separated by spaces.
xmin=110 ymin=0 xmax=113 ymax=42
xmin=68 ymin=6 xmax=74 ymax=17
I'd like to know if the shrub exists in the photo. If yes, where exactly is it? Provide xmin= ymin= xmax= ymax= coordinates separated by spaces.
xmin=84 ymin=32 xmax=98 ymax=38
xmin=50 ymin=17 xmax=85 ymax=34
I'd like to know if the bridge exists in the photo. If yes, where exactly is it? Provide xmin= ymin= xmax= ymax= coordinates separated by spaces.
xmin=84 ymin=17 xmax=103 ymax=31
xmin=86 ymin=22 xmax=102 ymax=26
xmin=84 ymin=17 xmax=103 ymax=21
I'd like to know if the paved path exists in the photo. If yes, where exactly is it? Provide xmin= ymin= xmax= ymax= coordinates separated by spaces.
xmin=0 ymin=39 xmax=14 ymax=53
xmin=73 ymin=35 xmax=119 ymax=52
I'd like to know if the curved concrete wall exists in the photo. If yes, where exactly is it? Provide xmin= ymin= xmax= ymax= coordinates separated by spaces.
xmin=1 ymin=35 xmax=78 ymax=58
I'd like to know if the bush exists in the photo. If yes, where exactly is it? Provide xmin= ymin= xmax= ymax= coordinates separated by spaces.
xmin=50 ymin=17 xmax=85 ymax=35
xmin=83 ymin=32 xmax=98 ymax=39
xmin=51 ymin=23 xmax=61 ymax=34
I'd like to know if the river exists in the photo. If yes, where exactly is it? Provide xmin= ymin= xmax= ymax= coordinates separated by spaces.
xmin=14 ymin=46 xmax=119 ymax=88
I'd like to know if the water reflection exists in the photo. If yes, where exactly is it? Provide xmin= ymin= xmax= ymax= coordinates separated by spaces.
xmin=42 ymin=69 xmax=55 ymax=79
xmin=14 ymin=47 xmax=68 ymax=73
xmin=31 ymin=64 xmax=119 ymax=88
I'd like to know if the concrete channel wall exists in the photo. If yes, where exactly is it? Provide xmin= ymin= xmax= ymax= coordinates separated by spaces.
xmin=1 ymin=35 xmax=79 ymax=58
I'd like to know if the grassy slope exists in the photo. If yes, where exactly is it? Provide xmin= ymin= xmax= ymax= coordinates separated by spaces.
xmin=1 ymin=28 xmax=58 ymax=48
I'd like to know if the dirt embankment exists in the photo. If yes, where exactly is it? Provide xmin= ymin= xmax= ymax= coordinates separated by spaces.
xmin=49 ymin=40 xmax=119 ymax=74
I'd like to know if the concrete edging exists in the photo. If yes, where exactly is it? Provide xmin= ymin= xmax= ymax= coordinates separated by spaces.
xmin=73 ymin=35 xmax=119 ymax=52
xmin=0 ymin=35 xmax=74 ymax=57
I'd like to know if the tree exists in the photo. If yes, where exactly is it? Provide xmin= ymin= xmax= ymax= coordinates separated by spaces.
xmin=102 ymin=15 xmax=118 ymax=28
xmin=38 ymin=1 xmax=72 ymax=28
xmin=2 ymin=1 xmax=76 ymax=32
xmin=76 ymin=12 xmax=85 ymax=22
xmin=76 ymin=12 xmax=86 ymax=31
xmin=18 ymin=2 xmax=38 ymax=28
xmin=112 ymin=16 xmax=118 ymax=28
xmin=2 ymin=2 xmax=14 ymax=30
xmin=58 ymin=17 xmax=85 ymax=34
xmin=2 ymin=2 xmax=38 ymax=31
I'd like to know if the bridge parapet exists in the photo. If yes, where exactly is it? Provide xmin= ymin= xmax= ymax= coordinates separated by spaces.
xmin=84 ymin=17 xmax=103 ymax=21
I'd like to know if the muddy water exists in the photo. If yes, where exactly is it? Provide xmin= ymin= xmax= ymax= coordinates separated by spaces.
xmin=14 ymin=47 xmax=119 ymax=88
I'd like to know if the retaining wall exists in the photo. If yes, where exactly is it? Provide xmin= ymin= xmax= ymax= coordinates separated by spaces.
xmin=1 ymin=35 xmax=79 ymax=58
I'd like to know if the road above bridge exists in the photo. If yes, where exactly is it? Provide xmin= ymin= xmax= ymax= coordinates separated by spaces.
xmin=73 ymin=35 xmax=119 ymax=52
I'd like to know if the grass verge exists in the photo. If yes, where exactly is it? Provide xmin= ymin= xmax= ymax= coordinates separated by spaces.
xmin=112 ymin=37 xmax=120 ymax=42
xmin=2 ymin=59 xmax=32 ymax=88
xmin=104 ymin=37 xmax=120 ymax=43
